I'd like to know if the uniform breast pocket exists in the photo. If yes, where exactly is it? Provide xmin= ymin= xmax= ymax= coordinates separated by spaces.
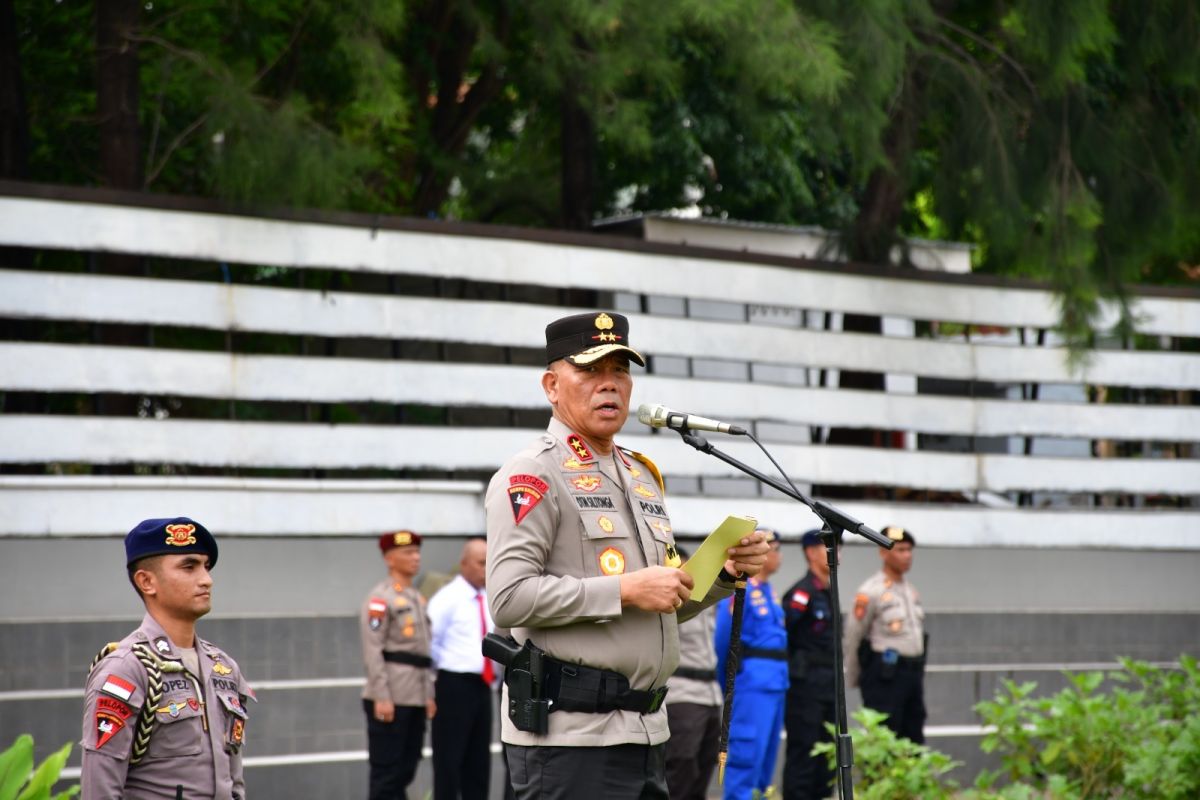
xmin=879 ymin=605 xmax=907 ymax=637
xmin=580 ymin=512 xmax=631 ymax=577
xmin=145 ymin=695 xmax=204 ymax=759
xmin=217 ymin=693 xmax=249 ymax=753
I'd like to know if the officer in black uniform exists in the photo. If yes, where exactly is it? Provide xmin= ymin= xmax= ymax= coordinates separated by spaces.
xmin=781 ymin=530 xmax=839 ymax=800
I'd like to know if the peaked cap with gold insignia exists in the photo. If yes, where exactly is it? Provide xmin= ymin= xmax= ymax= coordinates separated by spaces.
xmin=545 ymin=311 xmax=646 ymax=367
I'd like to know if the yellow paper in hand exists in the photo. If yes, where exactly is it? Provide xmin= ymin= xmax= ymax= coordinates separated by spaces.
xmin=682 ymin=515 xmax=758 ymax=598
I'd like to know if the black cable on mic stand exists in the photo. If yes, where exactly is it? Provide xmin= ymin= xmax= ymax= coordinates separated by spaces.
xmin=672 ymin=425 xmax=893 ymax=800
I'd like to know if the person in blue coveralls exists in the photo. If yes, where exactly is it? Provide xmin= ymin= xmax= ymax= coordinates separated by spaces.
xmin=715 ymin=527 xmax=787 ymax=800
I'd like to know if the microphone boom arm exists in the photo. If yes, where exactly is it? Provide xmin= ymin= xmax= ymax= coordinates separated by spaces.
xmin=676 ymin=431 xmax=893 ymax=548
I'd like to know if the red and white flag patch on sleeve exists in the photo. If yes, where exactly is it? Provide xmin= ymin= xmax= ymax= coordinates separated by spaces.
xmin=789 ymin=589 xmax=810 ymax=611
xmin=101 ymin=674 xmax=135 ymax=702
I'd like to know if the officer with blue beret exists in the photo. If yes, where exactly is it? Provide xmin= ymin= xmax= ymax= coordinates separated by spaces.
xmin=80 ymin=517 xmax=253 ymax=799
xmin=781 ymin=529 xmax=841 ymax=800
xmin=714 ymin=527 xmax=788 ymax=800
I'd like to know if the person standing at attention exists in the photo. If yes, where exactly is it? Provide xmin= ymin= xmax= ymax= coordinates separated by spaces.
xmin=428 ymin=537 xmax=495 ymax=800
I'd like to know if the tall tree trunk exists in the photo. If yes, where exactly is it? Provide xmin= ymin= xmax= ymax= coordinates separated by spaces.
xmin=0 ymin=0 xmax=28 ymax=181
xmin=816 ymin=70 xmax=918 ymax=499
xmin=93 ymin=0 xmax=145 ymax=433
xmin=96 ymin=0 xmax=141 ymax=190
xmin=560 ymin=84 xmax=594 ymax=231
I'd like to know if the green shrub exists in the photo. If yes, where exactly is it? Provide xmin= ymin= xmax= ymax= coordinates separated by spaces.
xmin=0 ymin=736 xmax=78 ymax=800
xmin=813 ymin=707 xmax=960 ymax=800
xmin=821 ymin=658 xmax=1199 ymax=799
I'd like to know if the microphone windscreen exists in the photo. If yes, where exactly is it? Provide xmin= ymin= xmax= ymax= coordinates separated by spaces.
xmin=636 ymin=403 xmax=655 ymax=426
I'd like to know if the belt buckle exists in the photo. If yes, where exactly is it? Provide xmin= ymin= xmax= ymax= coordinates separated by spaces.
xmin=645 ymin=686 xmax=668 ymax=714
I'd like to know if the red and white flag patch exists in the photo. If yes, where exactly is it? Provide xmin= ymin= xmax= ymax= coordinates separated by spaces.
xmin=790 ymin=589 xmax=810 ymax=611
xmin=101 ymin=674 xmax=135 ymax=702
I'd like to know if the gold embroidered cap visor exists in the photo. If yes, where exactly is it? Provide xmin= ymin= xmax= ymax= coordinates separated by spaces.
xmin=544 ymin=311 xmax=646 ymax=367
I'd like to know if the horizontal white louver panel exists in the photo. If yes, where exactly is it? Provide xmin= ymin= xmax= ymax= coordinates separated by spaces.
xmin=3 ymin=417 xmax=1197 ymax=495
xmin=1 ymin=343 xmax=1194 ymax=441
xmin=1 ymin=197 xmax=1197 ymax=336
xmin=0 ymin=476 xmax=1193 ymax=549
xmin=3 ymin=270 xmax=1199 ymax=390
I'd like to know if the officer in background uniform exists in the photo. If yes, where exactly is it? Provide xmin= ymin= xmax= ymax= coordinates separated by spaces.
xmin=664 ymin=546 xmax=722 ymax=800
xmin=80 ymin=517 xmax=252 ymax=800
xmin=714 ymin=528 xmax=787 ymax=800
xmin=486 ymin=311 xmax=770 ymax=800
xmin=843 ymin=526 xmax=926 ymax=743
xmin=782 ymin=530 xmax=840 ymax=800
xmin=360 ymin=530 xmax=437 ymax=800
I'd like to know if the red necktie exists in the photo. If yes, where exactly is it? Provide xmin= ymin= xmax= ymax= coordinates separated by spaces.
xmin=477 ymin=591 xmax=495 ymax=685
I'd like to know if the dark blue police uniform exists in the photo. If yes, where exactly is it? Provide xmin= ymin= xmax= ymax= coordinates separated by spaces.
xmin=781 ymin=531 xmax=839 ymax=800
xmin=715 ymin=576 xmax=788 ymax=800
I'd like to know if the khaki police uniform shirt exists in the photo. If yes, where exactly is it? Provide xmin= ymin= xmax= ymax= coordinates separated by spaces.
xmin=360 ymin=580 xmax=434 ymax=706
xmin=486 ymin=417 xmax=733 ymax=747
xmin=80 ymin=613 xmax=252 ymax=800
xmin=666 ymin=603 xmax=721 ymax=707
xmin=842 ymin=569 xmax=925 ymax=688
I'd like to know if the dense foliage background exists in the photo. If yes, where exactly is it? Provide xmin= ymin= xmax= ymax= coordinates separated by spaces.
xmin=4 ymin=1 xmax=1199 ymax=342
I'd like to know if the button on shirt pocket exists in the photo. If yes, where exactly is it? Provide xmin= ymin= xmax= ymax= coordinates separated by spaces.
xmin=145 ymin=695 xmax=204 ymax=759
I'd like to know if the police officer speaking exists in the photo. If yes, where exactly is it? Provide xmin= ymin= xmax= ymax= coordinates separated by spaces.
xmin=80 ymin=517 xmax=252 ymax=800
xmin=843 ymin=525 xmax=927 ymax=743
xmin=485 ymin=310 xmax=771 ymax=800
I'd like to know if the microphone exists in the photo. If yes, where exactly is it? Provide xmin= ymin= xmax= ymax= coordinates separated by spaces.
xmin=636 ymin=403 xmax=748 ymax=436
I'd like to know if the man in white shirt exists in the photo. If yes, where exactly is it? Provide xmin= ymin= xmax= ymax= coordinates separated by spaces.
xmin=428 ymin=538 xmax=495 ymax=800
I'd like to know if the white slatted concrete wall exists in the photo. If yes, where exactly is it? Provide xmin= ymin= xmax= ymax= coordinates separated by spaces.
xmin=0 ymin=193 xmax=1197 ymax=547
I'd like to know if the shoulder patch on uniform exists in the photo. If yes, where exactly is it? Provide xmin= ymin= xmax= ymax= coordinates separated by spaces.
xmin=508 ymin=474 xmax=549 ymax=524
xmin=95 ymin=709 xmax=126 ymax=749
xmin=368 ymin=597 xmax=387 ymax=631
xmin=100 ymin=674 xmax=136 ymax=702
xmin=790 ymin=589 xmax=810 ymax=611
xmin=854 ymin=592 xmax=870 ymax=620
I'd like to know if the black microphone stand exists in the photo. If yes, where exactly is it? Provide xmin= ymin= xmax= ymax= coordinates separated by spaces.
xmin=674 ymin=428 xmax=893 ymax=800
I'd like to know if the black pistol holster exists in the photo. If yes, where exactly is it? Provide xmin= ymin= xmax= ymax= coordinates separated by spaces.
xmin=483 ymin=633 xmax=668 ymax=734
xmin=484 ymin=633 xmax=550 ymax=734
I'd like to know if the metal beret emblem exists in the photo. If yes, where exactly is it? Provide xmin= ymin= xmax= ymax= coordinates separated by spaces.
xmin=164 ymin=523 xmax=198 ymax=547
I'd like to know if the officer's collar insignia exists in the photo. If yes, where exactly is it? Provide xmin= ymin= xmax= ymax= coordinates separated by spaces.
xmin=562 ymin=457 xmax=590 ymax=471
xmin=571 ymin=475 xmax=602 ymax=493
xmin=508 ymin=474 xmax=549 ymax=525
xmin=598 ymin=546 xmax=626 ymax=575
xmin=164 ymin=522 xmax=197 ymax=547
xmin=633 ymin=485 xmax=657 ymax=499
xmin=566 ymin=434 xmax=594 ymax=462
xmin=154 ymin=637 xmax=172 ymax=655
xmin=212 ymin=661 xmax=233 ymax=676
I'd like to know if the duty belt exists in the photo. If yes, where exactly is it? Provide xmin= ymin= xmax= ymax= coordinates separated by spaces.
xmin=673 ymin=666 xmax=717 ymax=682
xmin=542 ymin=656 xmax=667 ymax=715
xmin=742 ymin=647 xmax=788 ymax=661
xmin=382 ymin=651 xmax=433 ymax=668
